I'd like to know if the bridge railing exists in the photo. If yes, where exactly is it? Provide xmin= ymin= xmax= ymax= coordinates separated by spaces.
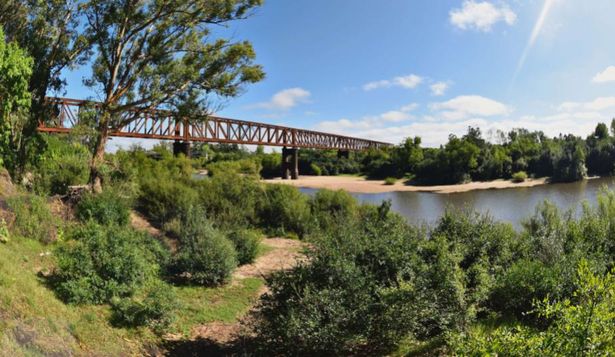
xmin=38 ymin=97 xmax=392 ymax=151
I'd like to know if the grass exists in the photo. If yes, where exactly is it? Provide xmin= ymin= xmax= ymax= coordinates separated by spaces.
xmin=0 ymin=236 xmax=156 ymax=355
xmin=171 ymin=278 xmax=264 ymax=335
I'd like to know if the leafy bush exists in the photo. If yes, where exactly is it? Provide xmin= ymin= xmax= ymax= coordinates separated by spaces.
xmin=76 ymin=187 xmax=131 ymax=226
xmin=31 ymin=136 xmax=90 ymax=195
xmin=310 ymin=189 xmax=356 ymax=232
xmin=7 ymin=194 xmax=56 ymax=243
xmin=171 ymin=210 xmax=238 ymax=286
xmin=450 ymin=261 xmax=615 ymax=356
xmin=207 ymin=158 xmax=261 ymax=177
xmin=258 ymin=184 xmax=311 ymax=237
xmin=111 ymin=283 xmax=177 ymax=334
xmin=138 ymin=176 xmax=198 ymax=227
xmin=384 ymin=177 xmax=397 ymax=185
xmin=260 ymin=153 xmax=281 ymax=179
xmin=511 ymin=171 xmax=528 ymax=182
xmin=309 ymin=163 xmax=322 ymax=176
xmin=227 ymin=229 xmax=262 ymax=265
xmin=54 ymin=223 xmax=165 ymax=304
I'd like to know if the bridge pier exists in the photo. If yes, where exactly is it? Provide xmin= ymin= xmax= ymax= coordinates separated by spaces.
xmin=281 ymin=147 xmax=299 ymax=180
xmin=173 ymin=141 xmax=191 ymax=157
xmin=337 ymin=150 xmax=350 ymax=159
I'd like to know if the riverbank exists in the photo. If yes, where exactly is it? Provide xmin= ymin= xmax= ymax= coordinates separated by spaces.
xmin=263 ymin=175 xmax=550 ymax=194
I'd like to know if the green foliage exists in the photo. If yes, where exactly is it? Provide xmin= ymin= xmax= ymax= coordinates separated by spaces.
xmin=512 ymin=171 xmax=528 ymax=182
xmin=111 ymin=284 xmax=177 ymax=334
xmin=258 ymin=184 xmax=312 ymax=237
xmin=207 ymin=158 xmax=262 ymax=177
xmin=76 ymin=187 xmax=131 ymax=226
xmin=450 ymin=261 xmax=615 ymax=356
xmin=7 ymin=194 xmax=55 ymax=243
xmin=31 ymin=135 xmax=90 ymax=195
xmin=310 ymin=162 xmax=322 ymax=176
xmin=227 ymin=229 xmax=262 ymax=265
xmin=54 ymin=223 xmax=165 ymax=305
xmin=384 ymin=177 xmax=397 ymax=185
xmin=171 ymin=210 xmax=238 ymax=286
xmin=259 ymin=153 xmax=281 ymax=178
xmin=0 ymin=25 xmax=33 ymax=175
xmin=138 ymin=176 xmax=198 ymax=227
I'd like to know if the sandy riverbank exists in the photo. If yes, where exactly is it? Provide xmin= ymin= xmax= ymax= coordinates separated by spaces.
xmin=263 ymin=175 xmax=550 ymax=194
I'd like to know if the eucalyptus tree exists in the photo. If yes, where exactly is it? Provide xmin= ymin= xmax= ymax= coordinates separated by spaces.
xmin=82 ymin=0 xmax=265 ymax=191
xmin=0 ymin=0 xmax=90 ymax=176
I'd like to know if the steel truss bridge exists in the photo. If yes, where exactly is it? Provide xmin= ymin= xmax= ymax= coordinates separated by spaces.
xmin=38 ymin=97 xmax=390 ymax=150
xmin=37 ymin=97 xmax=392 ymax=179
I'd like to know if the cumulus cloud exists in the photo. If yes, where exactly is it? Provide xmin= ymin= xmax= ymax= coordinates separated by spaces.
xmin=431 ymin=95 xmax=512 ymax=120
xmin=315 ymin=103 xmax=418 ymax=132
xmin=450 ymin=1 xmax=517 ymax=32
xmin=363 ymin=74 xmax=423 ymax=91
xmin=430 ymin=82 xmax=450 ymax=96
xmin=592 ymin=66 xmax=615 ymax=83
xmin=255 ymin=88 xmax=311 ymax=110
xmin=558 ymin=97 xmax=615 ymax=112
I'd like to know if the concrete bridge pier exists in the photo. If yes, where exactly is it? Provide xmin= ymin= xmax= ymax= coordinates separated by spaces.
xmin=281 ymin=147 xmax=299 ymax=180
xmin=173 ymin=141 xmax=191 ymax=157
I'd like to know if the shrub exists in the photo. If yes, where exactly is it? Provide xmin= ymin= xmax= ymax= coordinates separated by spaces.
xmin=31 ymin=136 xmax=90 ymax=195
xmin=310 ymin=163 xmax=322 ymax=176
xmin=7 ymin=194 xmax=56 ymax=243
xmin=207 ymin=158 xmax=261 ymax=177
xmin=384 ymin=177 xmax=397 ymax=185
xmin=512 ymin=171 xmax=528 ymax=183
xmin=260 ymin=153 xmax=281 ymax=179
xmin=171 ymin=210 xmax=238 ymax=286
xmin=138 ymin=177 xmax=198 ymax=227
xmin=76 ymin=187 xmax=131 ymax=226
xmin=310 ymin=189 xmax=356 ymax=232
xmin=54 ymin=223 xmax=164 ymax=304
xmin=227 ymin=229 xmax=262 ymax=265
xmin=111 ymin=283 xmax=177 ymax=334
xmin=258 ymin=184 xmax=311 ymax=237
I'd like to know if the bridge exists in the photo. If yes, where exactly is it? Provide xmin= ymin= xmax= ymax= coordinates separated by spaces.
xmin=38 ymin=97 xmax=392 ymax=179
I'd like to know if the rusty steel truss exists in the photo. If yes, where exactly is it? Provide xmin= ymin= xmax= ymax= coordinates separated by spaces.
xmin=38 ymin=97 xmax=391 ymax=150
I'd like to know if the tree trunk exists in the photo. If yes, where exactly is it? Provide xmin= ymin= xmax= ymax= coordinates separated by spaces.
xmin=89 ymin=124 xmax=109 ymax=193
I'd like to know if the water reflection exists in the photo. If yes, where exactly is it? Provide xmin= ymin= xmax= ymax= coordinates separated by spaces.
xmin=301 ymin=177 xmax=615 ymax=229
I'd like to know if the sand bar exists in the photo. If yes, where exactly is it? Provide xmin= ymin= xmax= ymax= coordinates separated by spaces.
xmin=263 ymin=175 xmax=549 ymax=194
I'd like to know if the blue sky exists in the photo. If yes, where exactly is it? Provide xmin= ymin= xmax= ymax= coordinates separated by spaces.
xmin=63 ymin=0 xmax=615 ymax=149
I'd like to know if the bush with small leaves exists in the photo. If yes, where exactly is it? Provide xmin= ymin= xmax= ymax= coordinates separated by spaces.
xmin=76 ymin=187 xmax=131 ymax=226
xmin=171 ymin=210 xmax=238 ymax=286
xmin=258 ymin=184 xmax=312 ymax=237
xmin=54 ymin=223 xmax=165 ymax=304
xmin=227 ymin=229 xmax=262 ymax=265
xmin=7 ymin=194 xmax=56 ymax=243
xmin=384 ymin=177 xmax=397 ymax=185
xmin=111 ymin=283 xmax=177 ymax=334
xmin=512 ymin=171 xmax=528 ymax=183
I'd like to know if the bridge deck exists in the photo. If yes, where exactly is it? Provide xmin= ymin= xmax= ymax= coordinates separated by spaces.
xmin=38 ymin=97 xmax=391 ymax=151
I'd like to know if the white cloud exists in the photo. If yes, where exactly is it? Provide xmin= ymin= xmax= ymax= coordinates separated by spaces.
xmin=431 ymin=95 xmax=512 ymax=120
xmin=592 ymin=66 xmax=615 ymax=83
xmin=450 ymin=1 xmax=517 ymax=32
xmin=558 ymin=97 xmax=615 ymax=112
xmin=430 ymin=82 xmax=449 ymax=96
xmin=255 ymin=88 xmax=311 ymax=110
xmin=363 ymin=74 xmax=423 ymax=91
xmin=315 ymin=104 xmax=418 ymax=133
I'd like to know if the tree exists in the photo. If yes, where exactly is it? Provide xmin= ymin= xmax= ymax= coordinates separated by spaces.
xmin=0 ymin=26 xmax=34 ymax=172
xmin=82 ymin=0 xmax=265 ymax=191
xmin=0 ymin=0 xmax=90 ymax=177
xmin=594 ymin=123 xmax=609 ymax=140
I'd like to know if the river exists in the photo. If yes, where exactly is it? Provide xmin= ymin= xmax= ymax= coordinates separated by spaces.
xmin=300 ymin=177 xmax=615 ymax=229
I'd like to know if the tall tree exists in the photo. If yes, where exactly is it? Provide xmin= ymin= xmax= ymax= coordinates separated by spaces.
xmin=0 ymin=27 xmax=34 ymax=172
xmin=1 ymin=0 xmax=90 ymax=177
xmin=82 ymin=0 xmax=265 ymax=191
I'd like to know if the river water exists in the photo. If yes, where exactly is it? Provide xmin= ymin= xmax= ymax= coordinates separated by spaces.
xmin=300 ymin=177 xmax=615 ymax=229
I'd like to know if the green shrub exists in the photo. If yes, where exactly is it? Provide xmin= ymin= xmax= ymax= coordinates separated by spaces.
xmin=310 ymin=189 xmax=356 ymax=232
xmin=258 ymin=184 xmax=312 ymax=237
xmin=227 ymin=229 xmax=262 ymax=265
xmin=207 ymin=158 xmax=261 ymax=177
xmin=7 ymin=194 xmax=56 ymax=243
xmin=512 ymin=171 xmax=528 ymax=183
xmin=138 ymin=177 xmax=198 ymax=227
xmin=310 ymin=163 xmax=322 ymax=176
xmin=260 ymin=153 xmax=281 ymax=179
xmin=384 ymin=177 xmax=397 ymax=185
xmin=54 ymin=223 xmax=165 ymax=304
xmin=111 ymin=283 xmax=177 ymax=334
xmin=171 ymin=210 xmax=238 ymax=286
xmin=76 ymin=187 xmax=131 ymax=226
xmin=32 ymin=136 xmax=90 ymax=195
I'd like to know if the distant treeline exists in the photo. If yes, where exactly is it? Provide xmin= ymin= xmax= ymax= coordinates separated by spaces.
xmin=203 ymin=120 xmax=615 ymax=185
